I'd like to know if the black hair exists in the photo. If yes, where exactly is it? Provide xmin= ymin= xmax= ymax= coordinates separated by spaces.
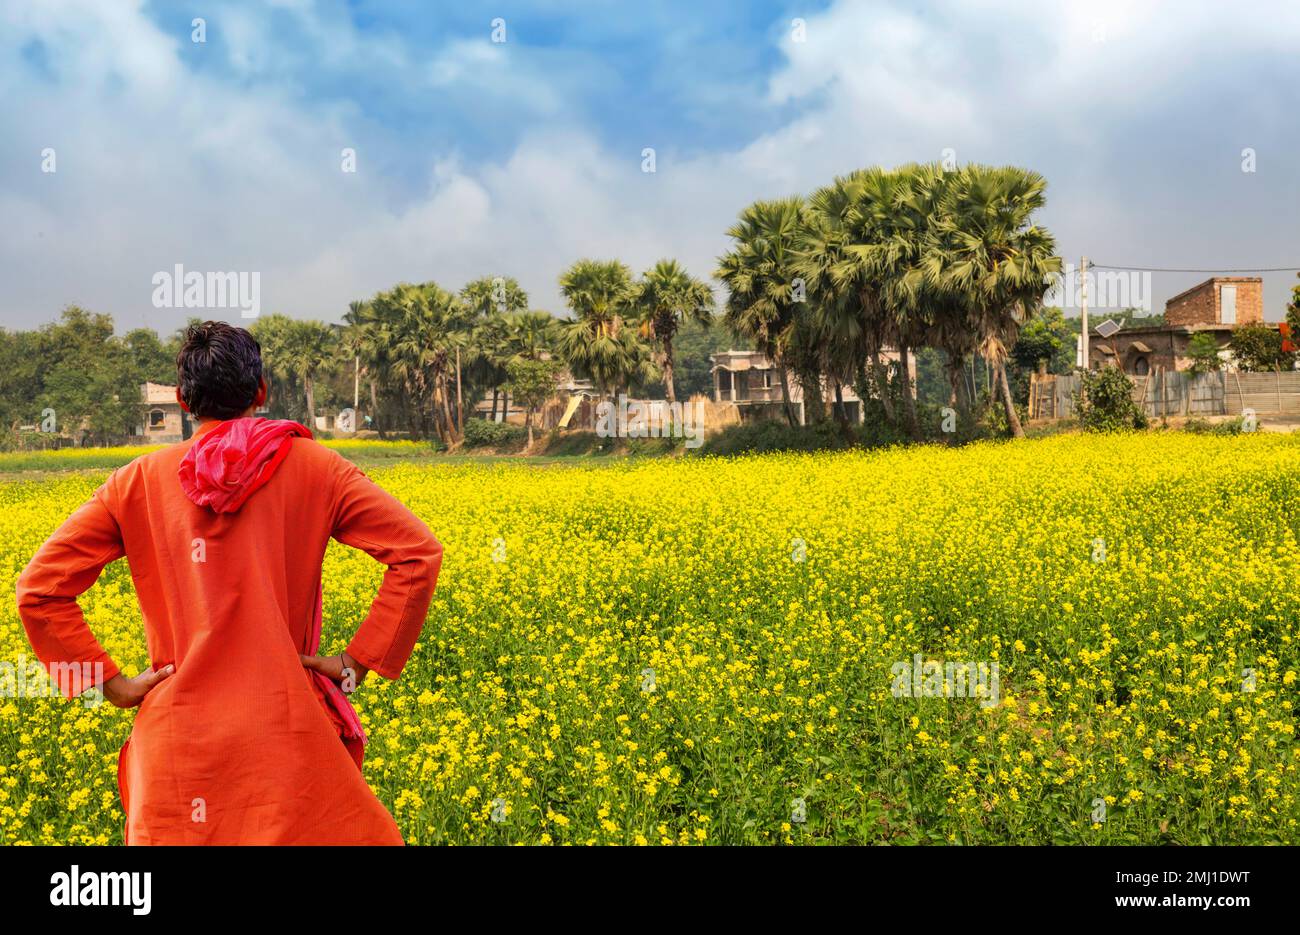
xmin=176 ymin=321 xmax=263 ymax=420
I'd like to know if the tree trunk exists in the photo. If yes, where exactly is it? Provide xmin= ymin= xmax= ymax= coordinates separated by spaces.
xmin=526 ymin=409 xmax=534 ymax=447
xmin=370 ymin=379 xmax=385 ymax=439
xmin=304 ymin=374 xmax=316 ymax=430
xmin=490 ymin=387 xmax=500 ymax=422
xmin=869 ymin=349 xmax=896 ymax=423
xmin=776 ymin=363 xmax=798 ymax=426
xmin=443 ymin=389 xmax=458 ymax=444
xmin=404 ymin=394 xmax=420 ymax=440
xmin=455 ymin=347 xmax=464 ymax=436
xmin=833 ymin=381 xmax=847 ymax=426
xmin=433 ymin=393 xmax=450 ymax=445
xmin=997 ymin=361 xmax=1025 ymax=438
xmin=662 ymin=341 xmax=677 ymax=404
xmin=800 ymin=370 xmax=826 ymax=424
xmin=945 ymin=350 xmax=972 ymax=422
xmin=898 ymin=340 xmax=922 ymax=441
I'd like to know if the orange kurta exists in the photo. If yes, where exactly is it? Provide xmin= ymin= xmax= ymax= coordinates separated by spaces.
xmin=16 ymin=421 xmax=443 ymax=844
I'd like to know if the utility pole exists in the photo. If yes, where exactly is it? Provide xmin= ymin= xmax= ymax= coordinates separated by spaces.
xmin=1080 ymin=255 xmax=1090 ymax=370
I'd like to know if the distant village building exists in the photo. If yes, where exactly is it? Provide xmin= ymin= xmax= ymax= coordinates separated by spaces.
xmin=710 ymin=350 xmax=868 ymax=424
xmin=473 ymin=372 xmax=598 ymax=429
xmin=1087 ymin=277 xmax=1265 ymax=375
xmin=135 ymin=382 xmax=192 ymax=443
xmin=134 ymin=382 xmax=272 ymax=444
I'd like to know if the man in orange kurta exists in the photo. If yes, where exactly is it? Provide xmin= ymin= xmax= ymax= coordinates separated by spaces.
xmin=16 ymin=322 xmax=443 ymax=845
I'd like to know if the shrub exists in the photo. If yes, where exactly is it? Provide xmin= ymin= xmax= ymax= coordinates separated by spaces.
xmin=1073 ymin=367 xmax=1148 ymax=432
xmin=699 ymin=418 xmax=853 ymax=456
xmin=1184 ymin=417 xmax=1244 ymax=436
xmin=462 ymin=418 xmax=527 ymax=449
xmin=1228 ymin=324 xmax=1294 ymax=372
xmin=1186 ymin=333 xmax=1223 ymax=374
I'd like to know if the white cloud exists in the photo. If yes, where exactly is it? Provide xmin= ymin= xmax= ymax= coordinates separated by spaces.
xmin=2 ymin=0 xmax=1299 ymax=330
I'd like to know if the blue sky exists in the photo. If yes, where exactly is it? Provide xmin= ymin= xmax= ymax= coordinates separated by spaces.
xmin=2 ymin=0 xmax=1298 ymax=331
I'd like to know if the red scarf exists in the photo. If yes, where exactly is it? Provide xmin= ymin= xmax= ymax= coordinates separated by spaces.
xmin=178 ymin=417 xmax=312 ymax=513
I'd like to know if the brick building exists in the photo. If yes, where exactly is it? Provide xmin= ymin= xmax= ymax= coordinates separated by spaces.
xmin=1088 ymin=277 xmax=1266 ymax=375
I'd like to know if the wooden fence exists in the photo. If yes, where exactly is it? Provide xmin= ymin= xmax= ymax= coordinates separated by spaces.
xmin=1027 ymin=370 xmax=1286 ymax=420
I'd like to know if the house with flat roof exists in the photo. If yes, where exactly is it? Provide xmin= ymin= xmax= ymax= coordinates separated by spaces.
xmin=135 ymin=382 xmax=192 ymax=443
xmin=709 ymin=350 xmax=868 ymax=424
xmin=1087 ymin=277 xmax=1266 ymax=375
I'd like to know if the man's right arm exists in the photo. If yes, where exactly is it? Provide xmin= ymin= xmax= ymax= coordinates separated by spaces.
xmin=328 ymin=457 xmax=443 ymax=680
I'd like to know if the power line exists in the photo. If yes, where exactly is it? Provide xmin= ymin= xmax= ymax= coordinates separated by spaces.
xmin=1089 ymin=262 xmax=1300 ymax=273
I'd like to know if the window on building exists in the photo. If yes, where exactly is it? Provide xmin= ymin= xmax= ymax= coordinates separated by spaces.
xmin=1133 ymin=356 xmax=1150 ymax=376
xmin=148 ymin=409 xmax=166 ymax=430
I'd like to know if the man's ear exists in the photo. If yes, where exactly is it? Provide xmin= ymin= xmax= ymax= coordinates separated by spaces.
xmin=254 ymin=376 xmax=268 ymax=408
xmin=176 ymin=387 xmax=190 ymax=414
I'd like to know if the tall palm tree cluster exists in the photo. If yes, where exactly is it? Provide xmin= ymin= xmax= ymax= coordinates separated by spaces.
xmin=254 ymin=261 xmax=715 ymax=447
xmin=716 ymin=162 xmax=1060 ymax=439
xmin=251 ymin=160 xmax=1055 ymax=446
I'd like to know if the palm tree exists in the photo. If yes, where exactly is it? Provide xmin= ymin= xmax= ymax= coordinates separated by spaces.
xmin=343 ymin=299 xmax=390 ymax=436
xmin=865 ymin=163 xmax=947 ymax=440
xmin=798 ymin=167 xmax=934 ymax=437
xmin=799 ymin=173 xmax=885 ymax=425
xmin=371 ymin=282 xmax=470 ymax=444
xmin=635 ymin=260 xmax=715 ymax=403
xmin=460 ymin=276 xmax=530 ymax=424
xmin=461 ymin=275 xmax=529 ymax=317
xmin=557 ymin=259 xmax=650 ymax=399
xmin=249 ymin=314 xmax=290 ymax=416
xmin=507 ymin=310 xmax=558 ymax=361
xmin=464 ymin=312 xmax=512 ymax=423
xmin=931 ymin=164 xmax=1060 ymax=438
xmin=715 ymin=197 xmax=809 ymax=426
xmin=282 ymin=319 xmax=336 ymax=429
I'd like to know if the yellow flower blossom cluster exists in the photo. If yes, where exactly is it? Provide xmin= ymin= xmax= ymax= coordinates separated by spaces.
xmin=1 ymin=432 xmax=1298 ymax=844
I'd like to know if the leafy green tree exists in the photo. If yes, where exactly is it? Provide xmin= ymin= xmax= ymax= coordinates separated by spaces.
xmin=0 ymin=328 xmax=44 ymax=433
xmin=34 ymin=307 xmax=139 ymax=442
xmin=123 ymin=328 xmax=176 ymax=384
xmin=1008 ymin=306 xmax=1075 ymax=403
xmin=1228 ymin=324 xmax=1293 ymax=372
xmin=1186 ymin=333 xmax=1224 ymax=374
xmin=670 ymin=317 xmax=744 ymax=400
xmin=506 ymin=356 xmax=563 ymax=446
xmin=1073 ymin=366 xmax=1147 ymax=432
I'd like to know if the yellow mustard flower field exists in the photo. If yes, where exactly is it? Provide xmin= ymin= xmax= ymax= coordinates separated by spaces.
xmin=2 ymin=433 xmax=1298 ymax=845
